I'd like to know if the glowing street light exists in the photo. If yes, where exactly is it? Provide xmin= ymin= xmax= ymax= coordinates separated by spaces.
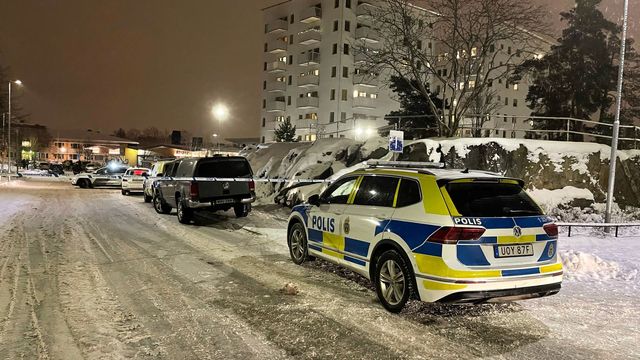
xmin=211 ymin=104 xmax=228 ymax=153
xmin=7 ymin=80 xmax=23 ymax=175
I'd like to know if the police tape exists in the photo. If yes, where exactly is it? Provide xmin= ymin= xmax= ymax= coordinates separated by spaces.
xmin=171 ymin=177 xmax=331 ymax=183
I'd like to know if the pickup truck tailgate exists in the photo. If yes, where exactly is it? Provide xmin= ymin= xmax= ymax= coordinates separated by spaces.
xmin=194 ymin=157 xmax=253 ymax=201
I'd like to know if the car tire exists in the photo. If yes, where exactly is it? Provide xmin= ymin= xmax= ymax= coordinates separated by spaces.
xmin=374 ymin=249 xmax=415 ymax=313
xmin=121 ymin=189 xmax=128 ymax=195
xmin=153 ymin=192 xmax=172 ymax=214
xmin=234 ymin=204 xmax=250 ymax=218
xmin=176 ymin=198 xmax=193 ymax=224
xmin=78 ymin=179 xmax=89 ymax=189
xmin=144 ymin=193 xmax=152 ymax=203
xmin=288 ymin=222 xmax=310 ymax=265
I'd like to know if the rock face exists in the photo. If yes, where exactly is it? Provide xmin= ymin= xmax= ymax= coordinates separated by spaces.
xmin=399 ymin=138 xmax=640 ymax=208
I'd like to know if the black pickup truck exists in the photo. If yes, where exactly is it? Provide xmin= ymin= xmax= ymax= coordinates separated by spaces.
xmin=152 ymin=156 xmax=255 ymax=224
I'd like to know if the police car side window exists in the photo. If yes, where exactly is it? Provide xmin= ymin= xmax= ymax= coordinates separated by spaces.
xmin=353 ymin=176 xmax=399 ymax=207
xmin=395 ymin=179 xmax=421 ymax=207
xmin=95 ymin=168 xmax=107 ymax=175
xmin=322 ymin=177 xmax=358 ymax=204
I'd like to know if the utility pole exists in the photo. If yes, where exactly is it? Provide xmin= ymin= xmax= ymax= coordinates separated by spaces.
xmin=8 ymin=82 xmax=12 ymax=174
xmin=605 ymin=0 xmax=629 ymax=224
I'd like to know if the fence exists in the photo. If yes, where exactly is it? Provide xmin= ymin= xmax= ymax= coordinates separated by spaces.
xmin=557 ymin=222 xmax=640 ymax=237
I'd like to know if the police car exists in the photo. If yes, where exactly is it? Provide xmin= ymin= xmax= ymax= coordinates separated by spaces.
xmin=287 ymin=160 xmax=562 ymax=312
xmin=71 ymin=164 xmax=128 ymax=188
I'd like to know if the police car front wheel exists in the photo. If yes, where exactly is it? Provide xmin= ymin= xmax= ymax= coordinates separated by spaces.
xmin=288 ymin=223 xmax=309 ymax=265
xmin=375 ymin=250 xmax=414 ymax=313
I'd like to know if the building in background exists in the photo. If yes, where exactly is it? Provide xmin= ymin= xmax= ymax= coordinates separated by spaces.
xmin=260 ymin=0 xmax=397 ymax=143
xmin=260 ymin=0 xmax=554 ymax=142
xmin=48 ymin=129 xmax=139 ymax=165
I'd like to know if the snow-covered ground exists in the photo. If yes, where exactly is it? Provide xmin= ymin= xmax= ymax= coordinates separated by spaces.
xmin=0 ymin=178 xmax=638 ymax=359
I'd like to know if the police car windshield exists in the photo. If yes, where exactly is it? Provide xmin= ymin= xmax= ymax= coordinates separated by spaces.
xmin=445 ymin=182 xmax=542 ymax=217
xmin=195 ymin=159 xmax=251 ymax=178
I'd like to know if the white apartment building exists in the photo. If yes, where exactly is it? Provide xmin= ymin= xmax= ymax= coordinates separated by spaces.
xmin=260 ymin=0 xmax=553 ymax=143
xmin=260 ymin=0 xmax=397 ymax=143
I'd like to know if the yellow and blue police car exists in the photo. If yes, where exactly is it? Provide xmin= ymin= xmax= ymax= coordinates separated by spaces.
xmin=287 ymin=160 xmax=562 ymax=312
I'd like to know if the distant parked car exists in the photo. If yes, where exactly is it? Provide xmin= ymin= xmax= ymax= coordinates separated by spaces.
xmin=152 ymin=156 xmax=255 ymax=224
xmin=121 ymin=167 xmax=150 ymax=195
xmin=71 ymin=165 xmax=128 ymax=188
xmin=49 ymin=164 xmax=64 ymax=176
xmin=38 ymin=162 xmax=51 ymax=171
xmin=84 ymin=163 xmax=101 ymax=173
xmin=142 ymin=160 xmax=173 ymax=203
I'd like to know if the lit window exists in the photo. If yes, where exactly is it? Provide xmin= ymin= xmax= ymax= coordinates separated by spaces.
xmin=370 ymin=93 xmax=377 ymax=99
xmin=513 ymin=83 xmax=518 ymax=91
xmin=468 ymin=80 xmax=475 ymax=88
xmin=353 ymin=90 xmax=359 ymax=98
xmin=471 ymin=47 xmax=477 ymax=57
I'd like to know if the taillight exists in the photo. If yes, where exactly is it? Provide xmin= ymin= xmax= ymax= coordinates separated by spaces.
xmin=190 ymin=181 xmax=199 ymax=200
xmin=543 ymin=223 xmax=558 ymax=237
xmin=428 ymin=226 xmax=485 ymax=244
xmin=248 ymin=179 xmax=255 ymax=192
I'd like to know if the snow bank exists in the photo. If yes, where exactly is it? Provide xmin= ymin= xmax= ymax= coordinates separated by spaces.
xmin=529 ymin=186 xmax=595 ymax=212
xmin=560 ymin=250 xmax=638 ymax=282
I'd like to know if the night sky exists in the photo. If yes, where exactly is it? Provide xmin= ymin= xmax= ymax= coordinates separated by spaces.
xmin=0 ymin=0 xmax=636 ymax=139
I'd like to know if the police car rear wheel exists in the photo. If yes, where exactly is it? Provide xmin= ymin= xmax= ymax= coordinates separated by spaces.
xmin=288 ymin=223 xmax=308 ymax=265
xmin=375 ymin=251 xmax=413 ymax=313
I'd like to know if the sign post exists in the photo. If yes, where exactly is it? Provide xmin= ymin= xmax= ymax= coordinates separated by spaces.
xmin=389 ymin=130 xmax=404 ymax=161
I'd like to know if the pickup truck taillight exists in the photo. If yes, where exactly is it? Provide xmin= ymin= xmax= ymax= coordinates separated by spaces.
xmin=190 ymin=181 xmax=199 ymax=200
xmin=427 ymin=226 xmax=485 ymax=244
xmin=248 ymin=179 xmax=255 ymax=192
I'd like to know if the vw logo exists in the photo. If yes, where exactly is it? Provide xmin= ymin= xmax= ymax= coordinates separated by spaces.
xmin=513 ymin=226 xmax=522 ymax=238
xmin=223 ymin=182 xmax=230 ymax=190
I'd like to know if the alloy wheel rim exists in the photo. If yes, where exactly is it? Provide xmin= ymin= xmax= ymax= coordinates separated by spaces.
xmin=290 ymin=228 xmax=305 ymax=260
xmin=177 ymin=202 xmax=183 ymax=219
xmin=379 ymin=259 xmax=405 ymax=306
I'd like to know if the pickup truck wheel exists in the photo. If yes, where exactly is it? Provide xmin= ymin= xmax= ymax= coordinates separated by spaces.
xmin=176 ymin=199 xmax=193 ymax=224
xmin=153 ymin=193 xmax=172 ymax=214
xmin=78 ymin=179 xmax=89 ymax=189
xmin=234 ymin=204 xmax=250 ymax=218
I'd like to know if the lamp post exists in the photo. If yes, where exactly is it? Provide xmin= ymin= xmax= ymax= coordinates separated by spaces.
xmin=605 ymin=0 xmax=629 ymax=224
xmin=211 ymin=104 xmax=228 ymax=154
xmin=7 ymin=80 xmax=22 ymax=174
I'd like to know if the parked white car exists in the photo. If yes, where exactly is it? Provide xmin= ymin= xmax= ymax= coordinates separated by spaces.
xmin=121 ymin=167 xmax=150 ymax=195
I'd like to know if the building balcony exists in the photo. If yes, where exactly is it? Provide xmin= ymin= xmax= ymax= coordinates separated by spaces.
xmin=355 ymin=27 xmax=379 ymax=43
xmin=266 ymin=81 xmax=286 ymax=92
xmin=298 ymin=52 xmax=320 ymax=66
xmin=298 ymin=75 xmax=319 ymax=87
xmin=353 ymin=73 xmax=378 ymax=87
xmin=298 ymin=28 xmax=321 ymax=45
xmin=353 ymin=97 xmax=377 ymax=109
xmin=267 ymin=39 xmax=287 ymax=53
xmin=265 ymin=19 xmax=288 ymax=34
xmin=297 ymin=97 xmax=319 ymax=109
xmin=266 ymin=100 xmax=286 ymax=112
xmin=300 ymin=6 xmax=322 ymax=23
xmin=266 ymin=61 xmax=286 ymax=73
xmin=356 ymin=1 xmax=376 ymax=19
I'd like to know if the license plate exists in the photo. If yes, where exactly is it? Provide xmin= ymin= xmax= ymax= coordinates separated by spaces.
xmin=495 ymin=244 xmax=533 ymax=258
xmin=215 ymin=199 xmax=235 ymax=205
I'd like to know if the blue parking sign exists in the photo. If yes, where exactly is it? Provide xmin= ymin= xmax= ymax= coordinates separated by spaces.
xmin=389 ymin=130 xmax=404 ymax=153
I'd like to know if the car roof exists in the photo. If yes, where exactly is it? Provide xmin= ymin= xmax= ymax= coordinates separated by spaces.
xmin=359 ymin=167 xmax=507 ymax=180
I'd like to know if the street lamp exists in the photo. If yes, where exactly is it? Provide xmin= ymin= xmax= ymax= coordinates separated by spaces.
xmin=211 ymin=104 xmax=228 ymax=153
xmin=7 ymin=80 xmax=23 ymax=174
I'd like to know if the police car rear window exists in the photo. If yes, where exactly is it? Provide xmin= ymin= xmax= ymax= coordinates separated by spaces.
xmin=445 ymin=182 xmax=542 ymax=217
xmin=195 ymin=159 xmax=251 ymax=178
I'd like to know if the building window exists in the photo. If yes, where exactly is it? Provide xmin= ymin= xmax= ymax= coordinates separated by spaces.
xmin=341 ymin=89 xmax=348 ymax=100
xmin=343 ymin=43 xmax=349 ymax=55
xmin=263 ymin=62 xmax=267 ymax=71
xmin=507 ymin=46 xmax=512 ymax=55
xmin=488 ymin=79 xmax=493 ymax=87
xmin=262 ymin=118 xmax=266 ymax=127
xmin=287 ymin=96 xmax=291 ymax=105
xmin=417 ymin=40 xmax=422 ymax=50
xmin=342 ymin=66 xmax=349 ymax=78
xmin=341 ymin=112 xmax=347 ymax=121
xmin=335 ymin=0 xmax=339 ymax=8
xmin=442 ymin=68 xmax=447 ymax=76
xmin=288 ymin=55 xmax=293 ymax=64
xmin=264 ymin=43 xmax=267 ymax=52
xmin=330 ymin=112 xmax=335 ymax=123
xmin=262 ymin=80 xmax=266 ymax=89
xmin=490 ymin=44 xmax=495 ymax=52
xmin=330 ymin=89 xmax=336 ymax=100
xmin=512 ymin=116 xmax=516 ymax=124
xmin=262 ymin=99 xmax=266 ymax=108
xmin=333 ymin=20 xmax=339 ymax=32
xmin=290 ymin=14 xmax=294 ymax=24
xmin=289 ymin=34 xmax=294 ymax=44
xmin=288 ymin=75 xmax=292 ymax=85
xmin=261 ymin=136 xmax=265 ymax=143
xmin=344 ymin=20 xmax=350 ymax=32
xmin=333 ymin=43 xmax=337 ymax=54
xmin=504 ymin=97 xmax=508 ymax=106
xmin=331 ymin=66 xmax=337 ymax=77
xmin=513 ymin=83 xmax=519 ymax=91
xmin=513 ymin=98 xmax=518 ymax=107
xmin=346 ymin=0 xmax=351 ymax=8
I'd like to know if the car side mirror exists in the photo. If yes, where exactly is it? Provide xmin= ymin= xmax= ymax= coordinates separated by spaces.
xmin=308 ymin=194 xmax=321 ymax=207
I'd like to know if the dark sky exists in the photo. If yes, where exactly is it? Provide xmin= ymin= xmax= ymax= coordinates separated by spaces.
xmin=0 ymin=0 xmax=636 ymax=139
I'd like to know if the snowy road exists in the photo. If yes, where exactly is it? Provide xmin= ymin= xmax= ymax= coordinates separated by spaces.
xmin=0 ymin=180 xmax=637 ymax=359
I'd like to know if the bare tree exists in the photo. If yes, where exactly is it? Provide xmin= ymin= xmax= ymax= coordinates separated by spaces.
xmin=354 ymin=0 xmax=551 ymax=136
